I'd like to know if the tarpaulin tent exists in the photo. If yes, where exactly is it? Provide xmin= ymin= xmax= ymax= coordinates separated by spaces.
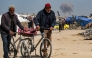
xmin=76 ymin=17 xmax=92 ymax=26
xmin=65 ymin=17 xmax=73 ymax=24
xmin=66 ymin=16 xmax=92 ymax=26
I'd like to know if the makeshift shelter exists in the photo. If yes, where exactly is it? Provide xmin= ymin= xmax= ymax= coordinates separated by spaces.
xmin=66 ymin=16 xmax=92 ymax=26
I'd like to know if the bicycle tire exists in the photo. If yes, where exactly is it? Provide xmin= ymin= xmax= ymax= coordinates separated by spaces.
xmin=20 ymin=38 xmax=32 ymax=58
xmin=40 ymin=38 xmax=52 ymax=58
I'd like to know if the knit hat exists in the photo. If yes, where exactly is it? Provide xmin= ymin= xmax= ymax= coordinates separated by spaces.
xmin=45 ymin=3 xmax=51 ymax=8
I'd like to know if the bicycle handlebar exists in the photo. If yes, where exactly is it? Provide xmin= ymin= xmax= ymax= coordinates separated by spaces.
xmin=41 ymin=27 xmax=50 ymax=30
xmin=14 ymin=32 xmax=18 ymax=36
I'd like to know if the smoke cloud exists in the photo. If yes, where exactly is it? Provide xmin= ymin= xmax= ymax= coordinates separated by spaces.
xmin=60 ymin=2 xmax=73 ymax=15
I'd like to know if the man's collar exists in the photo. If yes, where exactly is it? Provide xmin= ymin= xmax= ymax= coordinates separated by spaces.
xmin=8 ymin=12 xmax=14 ymax=16
xmin=43 ymin=9 xmax=51 ymax=14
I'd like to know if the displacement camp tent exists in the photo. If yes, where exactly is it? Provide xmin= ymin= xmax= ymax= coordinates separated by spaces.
xmin=76 ymin=17 xmax=92 ymax=26
xmin=66 ymin=16 xmax=92 ymax=26
xmin=65 ymin=17 xmax=74 ymax=24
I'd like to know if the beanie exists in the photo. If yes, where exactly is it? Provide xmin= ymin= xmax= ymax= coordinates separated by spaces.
xmin=45 ymin=3 xmax=51 ymax=8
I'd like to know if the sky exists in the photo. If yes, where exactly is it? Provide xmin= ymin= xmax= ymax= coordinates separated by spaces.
xmin=0 ymin=0 xmax=92 ymax=16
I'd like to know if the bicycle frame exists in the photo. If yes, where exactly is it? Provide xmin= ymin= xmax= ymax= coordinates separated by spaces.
xmin=34 ymin=33 xmax=45 ymax=48
xmin=30 ymin=32 xmax=47 ymax=53
xmin=11 ymin=35 xmax=23 ymax=52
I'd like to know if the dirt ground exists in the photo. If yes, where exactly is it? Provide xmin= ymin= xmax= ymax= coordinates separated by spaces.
xmin=0 ymin=30 xmax=92 ymax=58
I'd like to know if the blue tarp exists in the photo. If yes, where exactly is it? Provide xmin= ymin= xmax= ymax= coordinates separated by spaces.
xmin=65 ymin=16 xmax=92 ymax=26
xmin=65 ymin=17 xmax=73 ymax=24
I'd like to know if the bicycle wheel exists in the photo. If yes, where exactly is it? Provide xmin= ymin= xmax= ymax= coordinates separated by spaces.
xmin=20 ymin=38 xmax=32 ymax=58
xmin=9 ymin=42 xmax=17 ymax=57
xmin=40 ymin=38 xmax=52 ymax=58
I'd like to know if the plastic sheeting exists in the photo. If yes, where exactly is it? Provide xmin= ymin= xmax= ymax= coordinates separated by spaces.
xmin=66 ymin=16 xmax=92 ymax=26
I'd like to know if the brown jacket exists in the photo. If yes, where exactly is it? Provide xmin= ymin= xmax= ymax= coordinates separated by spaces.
xmin=1 ymin=12 xmax=24 ymax=34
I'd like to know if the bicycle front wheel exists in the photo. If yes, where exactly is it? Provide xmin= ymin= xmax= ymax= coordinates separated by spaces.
xmin=40 ymin=38 xmax=52 ymax=58
xmin=20 ymin=38 xmax=32 ymax=58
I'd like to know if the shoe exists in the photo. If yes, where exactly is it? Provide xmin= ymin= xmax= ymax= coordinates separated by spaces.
xmin=43 ymin=53 xmax=48 ymax=58
xmin=42 ymin=48 xmax=48 ymax=58
xmin=42 ymin=48 xmax=47 ymax=52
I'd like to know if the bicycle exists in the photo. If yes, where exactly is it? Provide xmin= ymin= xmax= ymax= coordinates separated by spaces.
xmin=20 ymin=28 xmax=52 ymax=58
xmin=9 ymin=32 xmax=29 ymax=58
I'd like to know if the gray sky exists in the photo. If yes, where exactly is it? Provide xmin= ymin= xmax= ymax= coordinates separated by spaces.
xmin=0 ymin=0 xmax=92 ymax=16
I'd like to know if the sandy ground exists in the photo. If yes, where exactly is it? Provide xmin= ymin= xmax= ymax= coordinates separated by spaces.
xmin=0 ymin=30 xmax=92 ymax=58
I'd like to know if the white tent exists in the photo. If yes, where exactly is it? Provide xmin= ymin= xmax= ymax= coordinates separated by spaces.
xmin=15 ymin=13 xmax=28 ymax=22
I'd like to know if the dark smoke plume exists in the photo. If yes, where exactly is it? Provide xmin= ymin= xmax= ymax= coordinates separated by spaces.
xmin=60 ymin=2 xmax=73 ymax=15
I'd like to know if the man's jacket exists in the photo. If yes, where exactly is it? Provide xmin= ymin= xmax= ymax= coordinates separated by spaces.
xmin=35 ymin=9 xmax=56 ymax=28
xmin=1 ymin=12 xmax=24 ymax=34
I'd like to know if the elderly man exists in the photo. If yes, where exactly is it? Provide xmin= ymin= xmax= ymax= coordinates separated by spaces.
xmin=1 ymin=5 xmax=24 ymax=58
xmin=35 ymin=3 xmax=56 ymax=57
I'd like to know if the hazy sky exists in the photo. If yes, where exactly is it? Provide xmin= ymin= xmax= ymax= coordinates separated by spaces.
xmin=0 ymin=0 xmax=92 ymax=16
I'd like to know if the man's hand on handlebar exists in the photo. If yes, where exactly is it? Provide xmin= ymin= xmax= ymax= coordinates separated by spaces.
xmin=36 ymin=25 xmax=40 ymax=31
xmin=50 ymin=27 xmax=54 ymax=30
xmin=9 ymin=31 xmax=14 ymax=36
xmin=36 ymin=26 xmax=54 ymax=31
xmin=24 ymin=27 xmax=29 ymax=32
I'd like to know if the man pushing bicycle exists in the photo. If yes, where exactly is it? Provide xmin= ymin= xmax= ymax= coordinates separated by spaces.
xmin=35 ymin=3 xmax=56 ymax=58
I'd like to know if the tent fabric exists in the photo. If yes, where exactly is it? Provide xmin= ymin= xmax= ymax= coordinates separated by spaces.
xmin=65 ymin=17 xmax=74 ymax=24
xmin=15 ymin=13 xmax=28 ymax=22
xmin=65 ymin=16 xmax=92 ymax=26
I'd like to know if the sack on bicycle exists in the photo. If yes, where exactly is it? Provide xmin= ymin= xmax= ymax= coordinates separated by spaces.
xmin=18 ymin=28 xmax=37 ymax=35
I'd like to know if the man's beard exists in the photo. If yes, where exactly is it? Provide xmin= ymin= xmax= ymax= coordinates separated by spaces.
xmin=10 ymin=12 xmax=14 ymax=15
xmin=47 ymin=11 xmax=51 ymax=13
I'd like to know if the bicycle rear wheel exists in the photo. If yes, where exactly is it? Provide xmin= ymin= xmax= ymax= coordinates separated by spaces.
xmin=20 ymin=38 xmax=32 ymax=58
xmin=40 ymin=38 xmax=52 ymax=58
xmin=9 ymin=42 xmax=17 ymax=57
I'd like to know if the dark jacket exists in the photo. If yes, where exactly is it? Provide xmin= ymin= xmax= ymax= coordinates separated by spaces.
xmin=35 ymin=9 xmax=56 ymax=28
xmin=1 ymin=12 xmax=24 ymax=34
xmin=28 ymin=20 xmax=33 ymax=28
